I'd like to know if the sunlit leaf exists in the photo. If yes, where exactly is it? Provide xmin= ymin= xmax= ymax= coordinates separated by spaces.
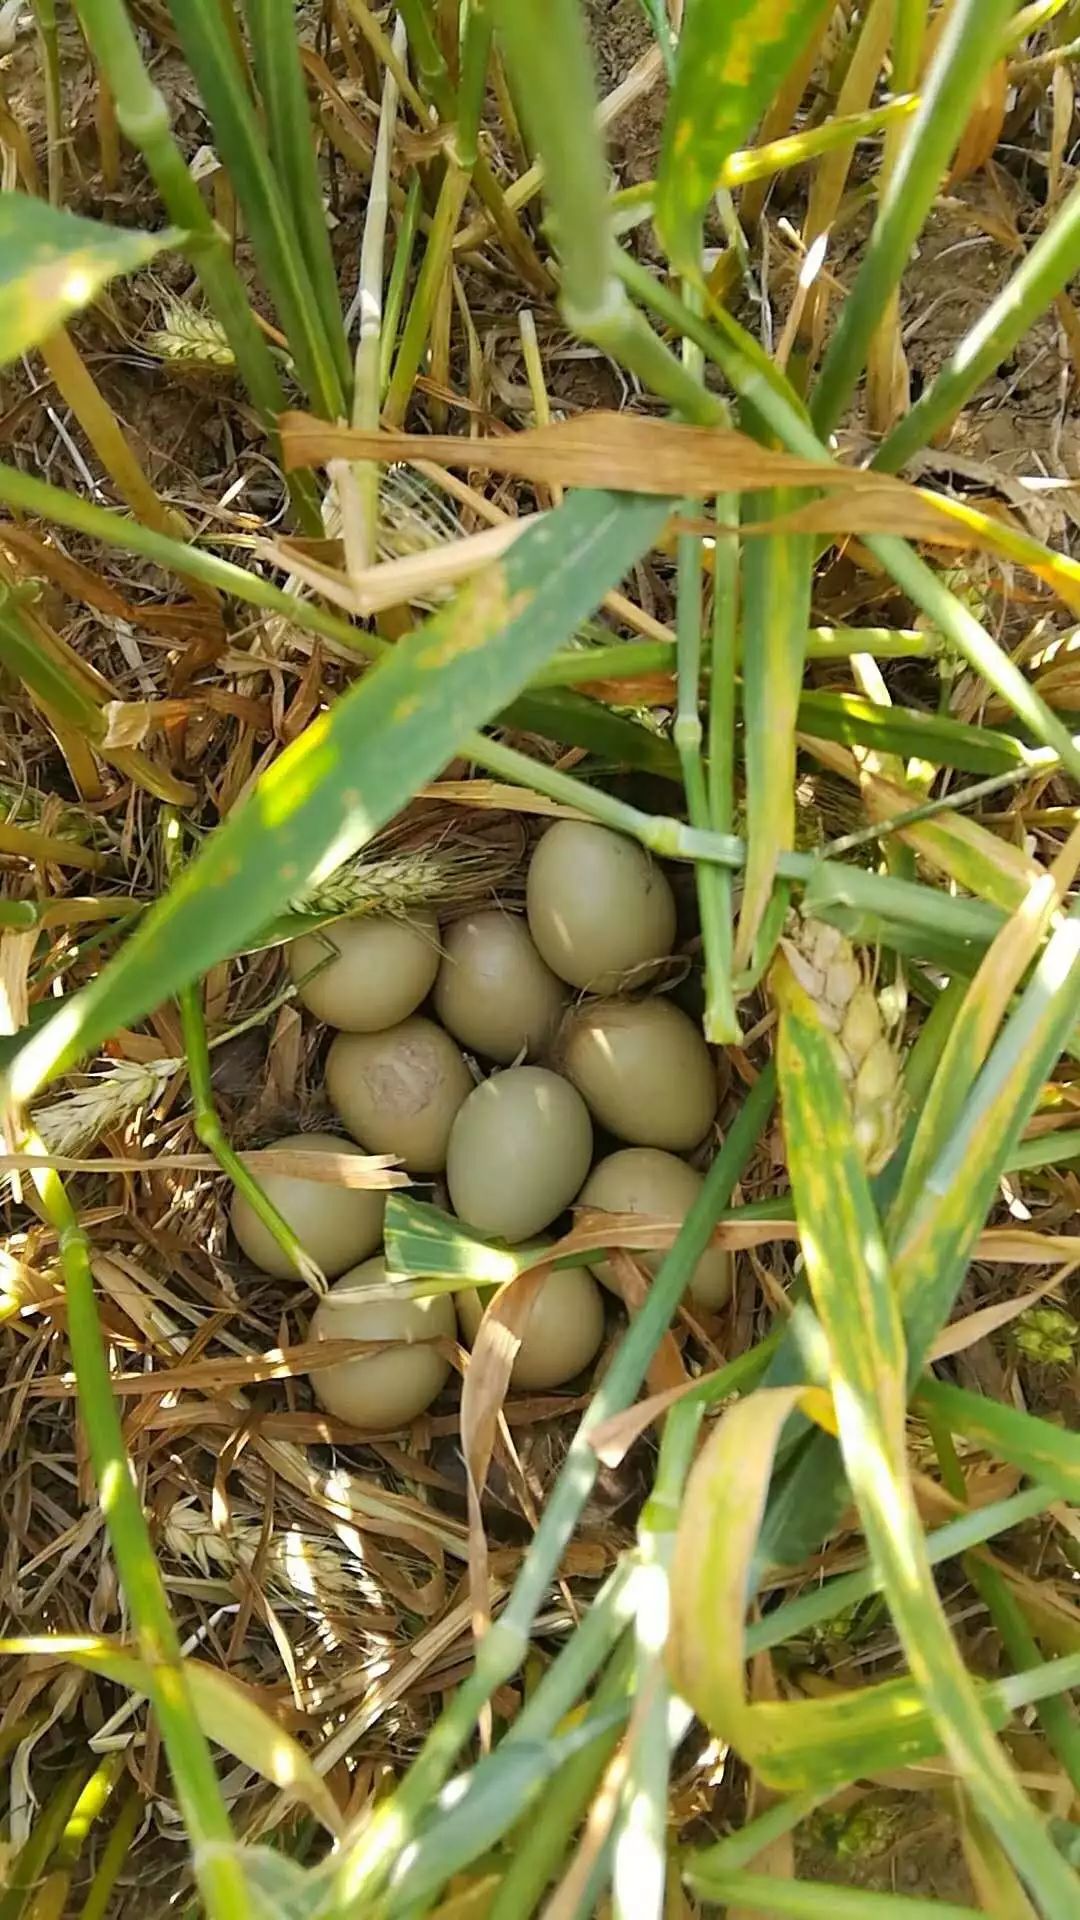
xmin=0 ymin=1638 xmax=341 ymax=1835
xmin=385 ymin=1195 xmax=530 ymax=1284
xmin=655 ymin=0 xmax=832 ymax=275
xmin=667 ymin=1385 xmax=1027 ymax=1791
xmin=889 ymin=835 xmax=1080 ymax=1233
xmin=916 ymin=1377 xmax=1080 ymax=1505
xmin=503 ymin=687 xmax=680 ymax=779
xmin=0 ymin=195 xmax=177 ymax=367
xmin=773 ymin=954 xmax=1080 ymax=1910
xmin=894 ymin=902 xmax=1080 ymax=1367
xmin=735 ymin=511 xmax=812 ymax=968
xmin=5 ymin=488 xmax=668 ymax=1105
xmin=380 ymin=1711 xmax=628 ymax=1912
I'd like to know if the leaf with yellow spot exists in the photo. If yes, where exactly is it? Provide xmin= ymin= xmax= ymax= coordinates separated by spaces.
xmin=0 ymin=196 xmax=178 ymax=367
xmin=6 ymin=488 xmax=669 ymax=1105
xmin=768 ymin=951 xmax=1080 ymax=1910
xmin=667 ymin=1385 xmax=1023 ymax=1791
xmin=656 ymin=0 xmax=833 ymax=275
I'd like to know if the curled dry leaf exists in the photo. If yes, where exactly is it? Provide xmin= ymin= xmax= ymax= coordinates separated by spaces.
xmin=459 ymin=1266 xmax=550 ymax=1637
xmin=280 ymin=409 xmax=905 ymax=500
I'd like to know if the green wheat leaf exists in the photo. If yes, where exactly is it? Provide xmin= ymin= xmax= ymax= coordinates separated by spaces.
xmin=5 ymin=490 xmax=668 ymax=1106
xmin=656 ymin=0 xmax=832 ymax=275
xmin=0 ymin=195 xmax=177 ymax=366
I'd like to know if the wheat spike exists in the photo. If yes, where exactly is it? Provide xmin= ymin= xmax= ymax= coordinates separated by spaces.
xmin=30 ymin=1057 xmax=180 ymax=1159
xmin=144 ymin=294 xmax=235 ymax=369
xmin=782 ymin=915 xmax=906 ymax=1174
xmin=297 ymin=838 xmax=515 ymax=919
xmin=164 ymin=1498 xmax=369 ymax=1615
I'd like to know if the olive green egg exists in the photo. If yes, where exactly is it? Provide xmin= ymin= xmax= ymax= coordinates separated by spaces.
xmin=433 ymin=910 xmax=567 ymax=1064
xmin=326 ymin=1016 xmax=472 ymax=1172
xmin=457 ymin=1260 xmax=604 ymax=1390
xmin=526 ymin=822 xmax=675 ymax=990
xmin=288 ymin=911 xmax=439 ymax=1031
xmin=445 ymin=1066 xmax=593 ymax=1244
xmin=229 ymin=1131 xmax=386 ymax=1280
xmin=310 ymin=1257 xmax=457 ymax=1429
xmin=559 ymin=997 xmax=717 ymax=1151
xmin=577 ymin=1147 xmax=732 ymax=1309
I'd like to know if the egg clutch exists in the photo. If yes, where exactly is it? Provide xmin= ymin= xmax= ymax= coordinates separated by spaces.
xmin=230 ymin=821 xmax=730 ymax=1430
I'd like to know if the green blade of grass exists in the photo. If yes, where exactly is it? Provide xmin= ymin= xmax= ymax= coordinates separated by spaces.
xmin=165 ymin=0 xmax=346 ymax=418
xmin=241 ymin=0 xmax=351 ymax=399
xmin=503 ymin=688 xmax=680 ymax=779
xmin=685 ymin=1789 xmax=828 ymax=1881
xmin=654 ymin=0 xmax=832 ymax=277
xmin=31 ymin=0 xmax=62 ymax=202
xmin=735 ymin=505 xmax=812 ymax=971
xmin=875 ymin=174 xmax=1080 ymax=474
xmin=382 ymin=162 xmax=471 ymax=428
xmin=383 ymin=1708 xmax=629 ymax=1913
xmin=894 ymin=902 xmax=1080 ymax=1367
xmin=617 ymin=252 xmax=1080 ymax=785
xmin=929 ymin=1420 xmax=1080 ymax=1799
xmin=487 ymin=0 xmax=611 ymax=326
xmin=917 ymin=1377 xmax=1080 ymax=1505
xmin=668 ymin=1379 xmax=1071 ymax=1794
xmin=395 ymin=0 xmax=452 ymax=111
xmin=23 ymin=1154 xmax=246 ymax=1920
xmin=74 ymin=0 xmax=320 ymax=531
xmin=673 ymin=295 xmax=740 ymax=1042
xmin=722 ymin=95 xmax=921 ymax=191
xmin=487 ymin=0 xmax=729 ymax=417
xmin=1007 ymin=1126 xmax=1080 ymax=1171
xmin=77 ymin=1788 xmax=142 ymax=1920
xmin=755 ymin=883 xmax=1080 ymax=1574
xmin=614 ymin=1394 xmax=707 ymax=1920
xmin=1 ymin=1637 xmax=340 ymax=1836
xmin=0 ymin=460 xmax=377 ymax=654
xmin=748 ymin=1482 xmax=1058 ymax=1656
xmin=0 ymin=589 xmax=195 ymax=806
xmin=889 ymin=841 xmax=1079 ymax=1232
xmin=705 ymin=476 xmax=740 ymax=1036
xmin=0 ymin=195 xmax=175 ymax=363
xmin=4 ymin=489 xmax=669 ymax=1105
xmin=682 ymin=1872 xmax=985 ymax=1918
xmin=528 ymin=639 xmax=675 ymax=686
xmin=492 ymin=1641 xmax=633 ymax=1920
xmin=379 ymin=172 xmax=422 ymax=400
xmin=517 ymin=671 xmax=1014 ymax=784
xmin=0 ymin=1764 xmax=92 ymax=1920
xmin=772 ymin=953 xmax=1080 ymax=1913
xmin=811 ymin=0 xmax=1018 ymax=434
xmin=0 ymin=585 xmax=107 ymax=734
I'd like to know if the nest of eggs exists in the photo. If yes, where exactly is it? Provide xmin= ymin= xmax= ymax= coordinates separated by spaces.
xmin=4 ymin=803 xmax=780 ymax=1861
xmin=244 ymin=817 xmax=738 ymax=1441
